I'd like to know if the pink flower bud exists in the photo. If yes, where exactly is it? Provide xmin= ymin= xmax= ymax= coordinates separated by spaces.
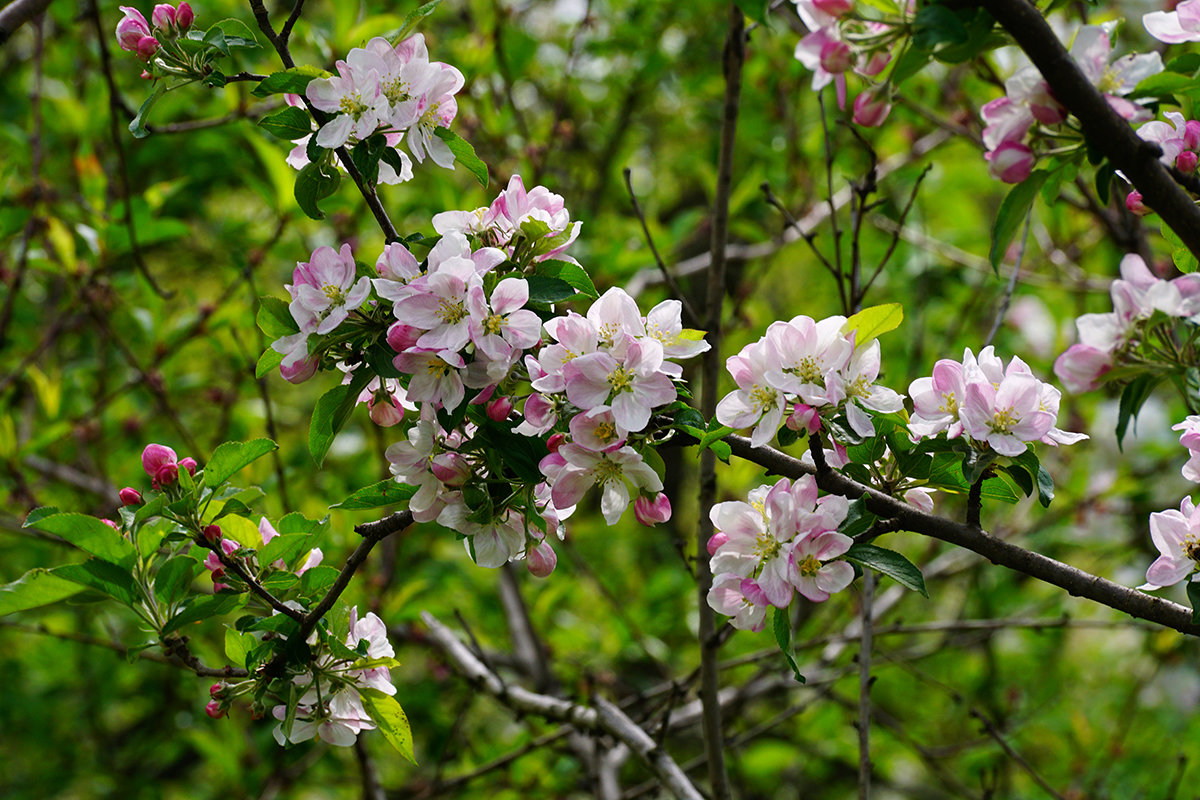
xmin=431 ymin=453 xmax=471 ymax=486
xmin=856 ymin=51 xmax=890 ymax=78
xmin=486 ymin=395 xmax=514 ymax=422
xmin=1053 ymin=344 xmax=1113 ymax=394
xmin=368 ymin=394 xmax=405 ymax=427
xmin=786 ymin=403 xmax=821 ymax=434
xmin=151 ymin=4 xmax=176 ymax=32
xmin=119 ymin=487 xmax=144 ymax=506
xmin=546 ymin=433 xmax=566 ymax=453
xmin=179 ymin=456 xmax=197 ymax=476
xmin=280 ymin=353 xmax=318 ymax=384
xmin=101 ymin=519 xmax=120 ymax=531
xmin=142 ymin=443 xmax=178 ymax=486
xmin=985 ymin=141 xmax=1035 ymax=184
xmin=1186 ymin=120 xmax=1200 ymax=151
xmin=852 ymin=91 xmax=891 ymax=127
xmin=813 ymin=0 xmax=853 ymax=16
xmin=903 ymin=487 xmax=935 ymax=513
xmin=135 ymin=35 xmax=160 ymax=61
xmin=707 ymin=531 xmax=728 ymax=556
xmin=526 ymin=540 xmax=557 ymax=578
xmin=210 ymin=682 xmax=225 ymax=699
xmin=115 ymin=6 xmax=151 ymax=51
xmin=176 ymin=2 xmax=193 ymax=30
xmin=386 ymin=322 xmax=422 ymax=352
xmin=202 ymin=523 xmax=221 ymax=542
xmin=1125 ymin=190 xmax=1150 ymax=217
xmin=819 ymin=39 xmax=853 ymax=74
xmin=634 ymin=493 xmax=672 ymax=526
xmin=1178 ymin=150 xmax=1198 ymax=173
xmin=205 ymin=700 xmax=225 ymax=719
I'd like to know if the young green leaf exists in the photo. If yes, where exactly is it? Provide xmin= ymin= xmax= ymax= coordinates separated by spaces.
xmin=433 ymin=127 xmax=488 ymax=187
xmin=359 ymin=688 xmax=417 ymax=763
xmin=295 ymin=159 xmax=341 ymax=221
xmin=989 ymin=170 xmax=1049 ymax=273
xmin=841 ymin=303 xmax=903 ymax=347
xmin=252 ymin=66 xmax=330 ymax=98
xmin=129 ymin=83 xmax=167 ymax=139
xmin=331 ymin=479 xmax=417 ymax=510
xmin=25 ymin=513 xmax=138 ymax=568
xmin=258 ymin=107 xmax=312 ymax=141
xmin=771 ymin=607 xmax=806 ymax=683
xmin=844 ymin=544 xmax=928 ymax=597
xmin=203 ymin=439 xmax=278 ymax=490
xmin=0 ymin=568 xmax=86 ymax=618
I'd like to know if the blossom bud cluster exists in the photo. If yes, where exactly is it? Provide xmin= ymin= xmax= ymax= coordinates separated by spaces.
xmin=791 ymin=0 xmax=894 ymax=127
xmin=140 ymin=442 xmax=197 ymax=490
xmin=909 ymin=346 xmax=1086 ymax=458
xmin=268 ymin=176 xmax=707 ymax=575
xmin=201 ymin=517 xmax=322 ymax=593
xmin=1054 ymin=254 xmax=1200 ymax=394
xmin=301 ymin=34 xmax=463 ymax=168
xmin=715 ymin=313 xmax=904 ymax=449
xmin=706 ymin=476 xmax=854 ymax=631
xmin=115 ymin=4 xmax=194 ymax=62
xmin=980 ymin=25 xmax=1161 ymax=183
xmin=270 ymin=609 xmax=397 ymax=747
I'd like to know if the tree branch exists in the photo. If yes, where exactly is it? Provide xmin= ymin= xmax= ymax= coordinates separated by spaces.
xmin=0 ymin=0 xmax=50 ymax=46
xmin=421 ymin=610 xmax=705 ymax=800
xmin=979 ymin=0 xmax=1200 ymax=259
xmin=724 ymin=434 xmax=1200 ymax=637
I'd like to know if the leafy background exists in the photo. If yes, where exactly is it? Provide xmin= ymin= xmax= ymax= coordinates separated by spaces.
xmin=1 ymin=0 xmax=1198 ymax=797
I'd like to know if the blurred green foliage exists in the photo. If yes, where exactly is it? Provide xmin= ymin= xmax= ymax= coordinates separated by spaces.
xmin=1 ymin=1 xmax=1199 ymax=798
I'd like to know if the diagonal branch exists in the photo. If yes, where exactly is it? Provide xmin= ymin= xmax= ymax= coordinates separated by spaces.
xmin=421 ymin=610 xmax=705 ymax=800
xmin=724 ymin=434 xmax=1200 ymax=637
xmin=979 ymin=0 xmax=1200 ymax=259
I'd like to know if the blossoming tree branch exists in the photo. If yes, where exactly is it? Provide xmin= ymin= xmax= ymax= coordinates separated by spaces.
xmin=5 ymin=0 xmax=1200 ymax=796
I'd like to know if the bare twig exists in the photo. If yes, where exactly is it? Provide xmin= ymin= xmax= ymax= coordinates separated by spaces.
xmin=984 ymin=210 xmax=1033 ymax=347
xmin=622 ymin=167 xmax=700 ymax=326
xmin=0 ymin=0 xmax=51 ymax=45
xmin=422 ymin=611 xmax=705 ymax=800
xmin=970 ymin=708 xmax=1067 ymax=800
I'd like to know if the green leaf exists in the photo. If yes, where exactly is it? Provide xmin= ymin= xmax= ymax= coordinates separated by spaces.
xmin=889 ymin=46 xmax=933 ymax=86
xmin=133 ymin=494 xmax=167 ymax=525
xmin=207 ymin=17 xmax=259 ymax=46
xmin=51 ymin=561 xmax=140 ymax=607
xmin=309 ymin=372 xmax=371 ymax=466
xmin=257 ymin=296 xmax=298 ymax=339
xmin=1116 ymin=374 xmax=1159 ymax=450
xmin=525 ymin=275 xmax=576 ymax=304
xmin=258 ymin=106 xmax=312 ymax=141
xmin=0 ymin=568 xmax=86 ymax=617
xmin=225 ymin=626 xmax=255 ymax=668
xmin=841 ymin=303 xmax=903 ymax=347
xmin=154 ymin=558 xmax=200 ymax=605
xmin=359 ymin=688 xmax=417 ymax=763
xmin=734 ymin=0 xmax=771 ymax=24
xmin=163 ymin=592 xmax=246 ymax=635
xmin=700 ymin=424 xmax=735 ymax=451
xmin=535 ymin=261 xmax=598 ymax=298
xmin=295 ymin=159 xmax=341 ymax=221
xmin=771 ymin=607 xmax=806 ymax=683
xmin=203 ymin=439 xmax=278 ymax=490
xmin=256 ymin=347 xmax=285 ymax=379
xmin=332 ymin=479 xmax=417 ymax=510
xmin=201 ymin=24 xmax=229 ymax=56
xmin=844 ymin=544 xmax=928 ymax=597
xmin=1160 ymin=220 xmax=1200 ymax=273
xmin=989 ymin=170 xmax=1049 ymax=273
xmin=1188 ymin=581 xmax=1200 ymax=625
xmin=837 ymin=497 xmax=875 ymax=538
xmin=129 ymin=82 xmax=167 ymax=139
xmin=433 ymin=127 xmax=488 ymax=186
xmin=217 ymin=515 xmax=262 ymax=549
xmin=260 ymin=533 xmax=312 ymax=567
xmin=390 ymin=0 xmax=443 ymax=47
xmin=1035 ymin=465 xmax=1054 ymax=508
xmin=252 ymin=66 xmax=330 ymax=98
xmin=25 ymin=513 xmax=137 ymax=568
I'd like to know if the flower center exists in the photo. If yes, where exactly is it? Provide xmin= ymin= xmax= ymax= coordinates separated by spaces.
xmin=338 ymin=94 xmax=370 ymax=119
xmin=1185 ymin=534 xmax=1200 ymax=565
xmin=795 ymin=554 xmax=822 ymax=577
xmin=381 ymin=77 xmax=411 ymax=106
xmin=427 ymin=359 xmax=452 ymax=378
xmin=749 ymin=384 xmax=778 ymax=414
xmin=483 ymin=313 xmax=504 ymax=335
xmin=593 ymin=455 xmax=623 ymax=484
xmin=322 ymin=284 xmax=347 ymax=304
xmin=753 ymin=531 xmax=782 ymax=563
xmin=594 ymin=421 xmax=619 ymax=444
xmin=437 ymin=297 xmax=468 ymax=325
xmin=939 ymin=391 xmax=958 ymax=416
xmin=990 ymin=407 xmax=1017 ymax=434
xmin=608 ymin=365 xmax=634 ymax=393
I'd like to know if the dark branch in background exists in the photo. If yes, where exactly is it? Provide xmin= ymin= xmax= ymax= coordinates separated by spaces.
xmin=696 ymin=7 xmax=746 ymax=800
xmin=622 ymin=167 xmax=700 ymax=327
xmin=725 ymin=434 xmax=1200 ymax=636
xmin=421 ymin=611 xmax=705 ymax=800
xmin=979 ymin=0 xmax=1200 ymax=259
xmin=247 ymin=0 xmax=401 ymax=242
xmin=0 ymin=0 xmax=50 ymax=45
xmin=970 ymin=708 xmax=1067 ymax=800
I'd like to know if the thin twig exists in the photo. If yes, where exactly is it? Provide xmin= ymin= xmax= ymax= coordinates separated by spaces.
xmin=857 ymin=573 xmax=874 ymax=800
xmin=622 ymin=167 xmax=700 ymax=326
xmin=0 ymin=0 xmax=50 ymax=45
xmin=984 ymin=210 xmax=1034 ymax=347
xmin=970 ymin=708 xmax=1068 ymax=800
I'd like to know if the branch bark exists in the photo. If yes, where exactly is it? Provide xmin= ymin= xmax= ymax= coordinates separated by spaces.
xmin=979 ymin=0 xmax=1200 ymax=259
xmin=0 ymin=0 xmax=50 ymax=45
xmin=421 ymin=610 xmax=705 ymax=800
xmin=725 ymin=435 xmax=1200 ymax=637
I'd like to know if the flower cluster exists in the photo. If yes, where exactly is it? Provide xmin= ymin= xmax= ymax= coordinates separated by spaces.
xmin=791 ymin=0 xmax=896 ymax=127
xmin=909 ymin=346 xmax=1085 ymax=457
xmin=716 ymin=313 xmax=904 ymax=449
xmin=1128 ymin=111 xmax=1200 ymax=214
xmin=267 ymin=179 xmax=708 ymax=574
xmin=981 ymin=24 xmax=1161 ymax=183
xmin=263 ymin=609 xmax=396 ymax=747
xmin=201 ymin=517 xmax=323 ymax=593
xmin=1054 ymin=254 xmax=1200 ymax=394
xmin=139 ymin=442 xmax=197 ymax=490
xmin=115 ymin=3 xmax=194 ymax=62
xmin=707 ymin=476 xmax=854 ymax=632
xmin=304 ymin=34 xmax=464 ymax=168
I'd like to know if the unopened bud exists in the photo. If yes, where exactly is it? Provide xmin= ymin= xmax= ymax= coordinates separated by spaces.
xmin=205 ymin=700 xmax=225 ymax=719
xmin=526 ymin=541 xmax=557 ymax=578
xmin=151 ymin=4 xmax=176 ymax=32
xmin=101 ymin=519 xmax=121 ymax=531
xmin=119 ymin=487 xmax=144 ymax=506
xmin=210 ymin=682 xmax=226 ymax=699
xmin=707 ymin=531 xmax=728 ymax=556
xmin=1178 ymin=150 xmax=1198 ymax=173
xmin=179 ymin=456 xmax=197 ymax=476
xmin=812 ymin=0 xmax=853 ymax=16
xmin=546 ymin=433 xmax=566 ymax=453
xmin=852 ymin=91 xmax=891 ymax=128
xmin=176 ymin=2 xmax=194 ymax=30
xmin=135 ymin=35 xmax=160 ymax=61
xmin=1186 ymin=120 xmax=1200 ymax=151
xmin=368 ymin=394 xmax=405 ymax=427
xmin=203 ymin=524 xmax=221 ymax=542
xmin=819 ymin=39 xmax=853 ymax=74
xmin=486 ymin=395 xmax=513 ymax=422
xmin=786 ymin=403 xmax=821 ymax=434
xmin=1126 ymin=190 xmax=1150 ymax=216
xmin=634 ymin=493 xmax=672 ymax=526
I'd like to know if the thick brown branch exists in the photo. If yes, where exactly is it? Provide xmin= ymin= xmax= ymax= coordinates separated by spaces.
xmin=724 ymin=435 xmax=1200 ymax=637
xmin=979 ymin=0 xmax=1200 ymax=259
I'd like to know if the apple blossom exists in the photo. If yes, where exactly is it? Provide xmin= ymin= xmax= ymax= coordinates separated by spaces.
xmin=789 ymin=532 xmax=855 ymax=602
xmin=287 ymin=244 xmax=371 ymax=336
xmin=634 ymin=493 xmax=672 ymax=526
xmin=1173 ymin=416 xmax=1200 ymax=482
xmin=119 ymin=487 xmax=143 ymax=506
xmin=1139 ymin=497 xmax=1200 ymax=590
xmin=549 ymin=444 xmax=663 ymax=525
xmin=708 ymin=573 xmax=769 ymax=632
xmin=116 ymin=7 xmax=152 ymax=52
xmin=526 ymin=539 xmax=558 ymax=577
xmin=142 ymin=443 xmax=178 ymax=487
xmin=1144 ymin=0 xmax=1200 ymax=43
